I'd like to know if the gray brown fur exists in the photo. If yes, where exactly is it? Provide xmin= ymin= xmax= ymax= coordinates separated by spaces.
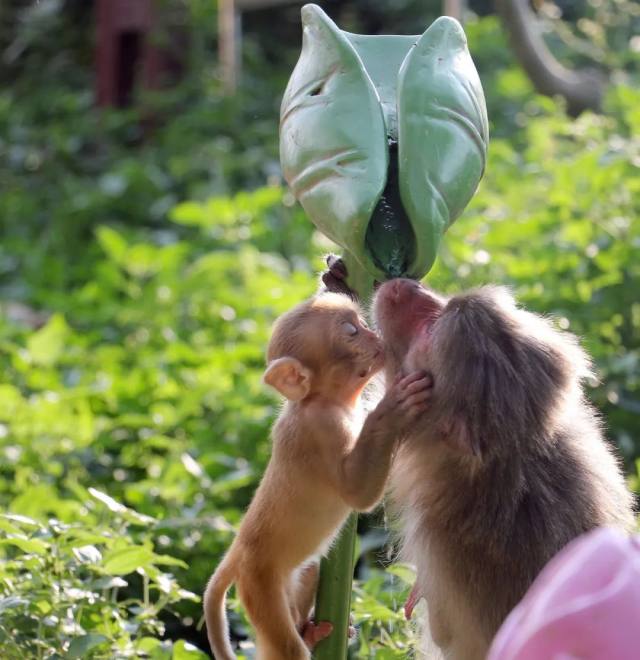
xmin=373 ymin=280 xmax=636 ymax=659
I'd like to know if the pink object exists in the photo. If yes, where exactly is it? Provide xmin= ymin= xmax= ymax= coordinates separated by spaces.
xmin=488 ymin=527 xmax=640 ymax=660
xmin=404 ymin=582 xmax=421 ymax=620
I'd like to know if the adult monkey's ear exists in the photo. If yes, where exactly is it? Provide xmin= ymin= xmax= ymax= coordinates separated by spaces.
xmin=263 ymin=357 xmax=313 ymax=401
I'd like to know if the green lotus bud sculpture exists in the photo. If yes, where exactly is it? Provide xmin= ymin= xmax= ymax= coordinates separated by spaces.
xmin=280 ymin=7 xmax=489 ymax=658
xmin=280 ymin=4 xmax=489 ymax=288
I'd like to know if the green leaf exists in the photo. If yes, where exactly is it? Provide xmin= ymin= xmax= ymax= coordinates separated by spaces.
xmin=72 ymin=545 xmax=102 ymax=564
xmin=169 ymin=201 xmax=206 ymax=227
xmin=209 ymin=467 xmax=255 ymax=495
xmin=67 ymin=634 xmax=109 ymax=659
xmin=385 ymin=563 xmax=416 ymax=586
xmin=89 ymin=576 xmax=128 ymax=589
xmin=0 ymin=536 xmax=48 ymax=554
xmin=353 ymin=592 xmax=400 ymax=623
xmin=0 ymin=595 xmax=29 ymax=613
xmin=0 ymin=384 xmax=23 ymax=418
xmin=102 ymin=545 xmax=155 ymax=575
xmin=2 ymin=513 xmax=41 ymax=527
xmin=171 ymin=639 xmax=210 ymax=659
xmin=26 ymin=313 xmax=69 ymax=366
xmin=0 ymin=519 xmax=22 ymax=535
xmin=137 ymin=636 xmax=173 ymax=659
xmin=88 ymin=487 xmax=126 ymax=514
xmin=96 ymin=225 xmax=128 ymax=263
xmin=151 ymin=553 xmax=189 ymax=569
xmin=89 ymin=487 xmax=155 ymax=525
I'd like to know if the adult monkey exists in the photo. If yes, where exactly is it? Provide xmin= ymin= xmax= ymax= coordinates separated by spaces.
xmin=326 ymin=268 xmax=636 ymax=659
xmin=376 ymin=279 xmax=636 ymax=659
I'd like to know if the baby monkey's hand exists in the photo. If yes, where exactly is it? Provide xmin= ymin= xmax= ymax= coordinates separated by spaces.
xmin=377 ymin=371 xmax=433 ymax=429
xmin=341 ymin=371 xmax=432 ymax=511
xmin=320 ymin=254 xmax=359 ymax=301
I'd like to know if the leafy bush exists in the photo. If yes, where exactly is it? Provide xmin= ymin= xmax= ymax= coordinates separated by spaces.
xmin=0 ymin=498 xmax=207 ymax=660
xmin=0 ymin=184 xmax=318 ymax=651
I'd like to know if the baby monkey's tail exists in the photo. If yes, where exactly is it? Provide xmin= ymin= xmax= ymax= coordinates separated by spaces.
xmin=204 ymin=552 xmax=237 ymax=660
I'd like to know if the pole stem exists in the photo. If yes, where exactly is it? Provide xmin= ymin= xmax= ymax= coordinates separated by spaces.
xmin=312 ymin=513 xmax=358 ymax=659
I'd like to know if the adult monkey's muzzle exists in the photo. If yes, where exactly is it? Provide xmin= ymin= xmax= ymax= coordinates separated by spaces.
xmin=280 ymin=4 xmax=489 ymax=286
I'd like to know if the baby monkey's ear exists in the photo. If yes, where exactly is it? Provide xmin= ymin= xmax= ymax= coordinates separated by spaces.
xmin=263 ymin=357 xmax=313 ymax=401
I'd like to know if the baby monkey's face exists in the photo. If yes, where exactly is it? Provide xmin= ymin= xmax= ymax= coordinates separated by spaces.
xmin=328 ymin=307 xmax=385 ymax=380
xmin=264 ymin=293 xmax=385 ymax=405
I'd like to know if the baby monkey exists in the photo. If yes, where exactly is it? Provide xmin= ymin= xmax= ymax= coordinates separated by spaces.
xmin=373 ymin=279 xmax=636 ymax=660
xmin=204 ymin=292 xmax=431 ymax=660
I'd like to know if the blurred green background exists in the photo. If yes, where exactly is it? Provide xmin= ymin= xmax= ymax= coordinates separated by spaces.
xmin=0 ymin=1 xmax=638 ymax=658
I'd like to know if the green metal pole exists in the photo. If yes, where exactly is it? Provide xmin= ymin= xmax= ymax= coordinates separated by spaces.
xmin=313 ymin=512 xmax=358 ymax=659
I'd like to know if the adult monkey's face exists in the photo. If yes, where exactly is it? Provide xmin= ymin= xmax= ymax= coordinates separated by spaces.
xmin=373 ymin=278 xmax=445 ymax=376
xmin=374 ymin=279 xmax=584 ymax=458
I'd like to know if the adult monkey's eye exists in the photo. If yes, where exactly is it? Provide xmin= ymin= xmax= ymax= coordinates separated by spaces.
xmin=342 ymin=322 xmax=358 ymax=336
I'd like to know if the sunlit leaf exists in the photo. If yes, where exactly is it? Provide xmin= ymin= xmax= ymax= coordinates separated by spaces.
xmin=72 ymin=545 xmax=102 ymax=564
xmin=89 ymin=487 xmax=127 ymax=514
xmin=97 ymin=225 xmax=128 ymax=263
xmin=26 ymin=313 xmax=69 ymax=366
xmin=0 ymin=536 xmax=48 ymax=555
xmin=171 ymin=639 xmax=210 ymax=659
xmin=102 ymin=546 xmax=155 ymax=575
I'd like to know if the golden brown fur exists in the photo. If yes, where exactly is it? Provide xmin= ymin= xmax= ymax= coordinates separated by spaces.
xmin=373 ymin=279 xmax=636 ymax=660
xmin=204 ymin=292 xmax=431 ymax=659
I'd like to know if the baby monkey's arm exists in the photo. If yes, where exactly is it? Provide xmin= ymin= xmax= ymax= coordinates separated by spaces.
xmin=338 ymin=372 xmax=433 ymax=511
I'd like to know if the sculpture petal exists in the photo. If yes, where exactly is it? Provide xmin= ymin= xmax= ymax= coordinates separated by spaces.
xmin=398 ymin=16 xmax=489 ymax=278
xmin=279 ymin=4 xmax=388 ymax=278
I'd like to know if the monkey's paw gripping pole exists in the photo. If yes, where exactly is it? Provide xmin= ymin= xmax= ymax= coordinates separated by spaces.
xmin=279 ymin=5 xmax=488 ymax=658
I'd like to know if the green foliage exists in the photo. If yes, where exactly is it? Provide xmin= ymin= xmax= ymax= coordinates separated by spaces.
xmin=0 ymin=1 xmax=639 ymax=657
xmin=541 ymin=0 xmax=640 ymax=74
xmin=0 ymin=183 xmax=318 ymax=652
xmin=0 ymin=504 xmax=208 ymax=660
xmin=350 ymin=564 xmax=419 ymax=658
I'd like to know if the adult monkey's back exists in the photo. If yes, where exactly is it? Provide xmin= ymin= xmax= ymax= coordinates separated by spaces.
xmin=373 ymin=278 xmax=636 ymax=660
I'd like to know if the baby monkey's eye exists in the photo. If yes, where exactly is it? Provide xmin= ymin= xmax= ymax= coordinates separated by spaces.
xmin=342 ymin=321 xmax=358 ymax=336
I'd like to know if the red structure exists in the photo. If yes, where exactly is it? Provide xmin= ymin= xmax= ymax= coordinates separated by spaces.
xmin=95 ymin=0 xmax=166 ymax=107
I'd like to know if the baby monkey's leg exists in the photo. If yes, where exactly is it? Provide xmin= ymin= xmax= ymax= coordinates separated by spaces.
xmin=290 ymin=562 xmax=334 ymax=649
xmin=237 ymin=568 xmax=310 ymax=660
xmin=291 ymin=562 xmax=319 ymax=626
